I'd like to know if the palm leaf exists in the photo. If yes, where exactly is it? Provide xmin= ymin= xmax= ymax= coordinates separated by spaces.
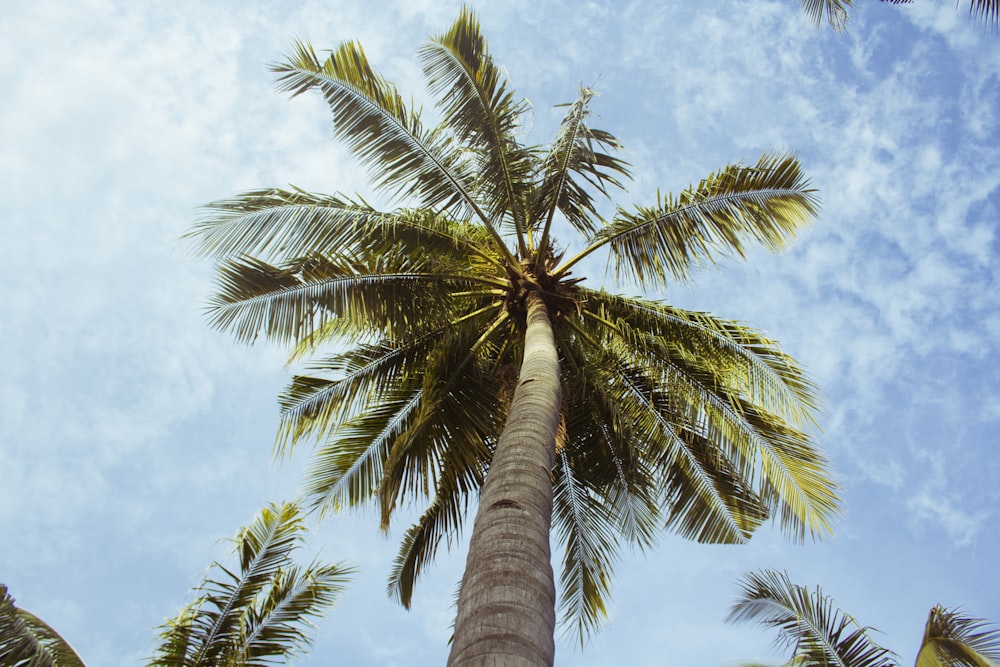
xmin=272 ymin=40 xmax=484 ymax=222
xmin=727 ymin=569 xmax=897 ymax=667
xmin=915 ymin=605 xmax=1000 ymax=667
xmin=568 ymin=152 xmax=818 ymax=287
xmin=420 ymin=7 xmax=535 ymax=248
xmin=0 ymin=585 xmax=86 ymax=667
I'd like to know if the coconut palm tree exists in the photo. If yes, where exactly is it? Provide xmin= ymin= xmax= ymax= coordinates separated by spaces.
xmin=149 ymin=502 xmax=353 ymax=667
xmin=801 ymin=0 xmax=1000 ymax=31
xmin=728 ymin=569 xmax=1000 ymax=667
xmin=0 ymin=584 xmax=87 ymax=667
xmin=187 ymin=8 xmax=840 ymax=666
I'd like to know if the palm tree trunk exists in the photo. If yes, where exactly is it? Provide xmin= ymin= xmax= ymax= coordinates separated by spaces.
xmin=447 ymin=290 xmax=561 ymax=667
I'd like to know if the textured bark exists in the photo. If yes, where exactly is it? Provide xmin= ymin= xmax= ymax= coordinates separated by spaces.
xmin=447 ymin=291 xmax=561 ymax=667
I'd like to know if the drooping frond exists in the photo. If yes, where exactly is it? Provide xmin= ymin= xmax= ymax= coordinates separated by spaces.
xmin=583 ymin=291 xmax=820 ymax=426
xmin=915 ymin=605 xmax=1000 ymax=667
xmin=551 ymin=450 xmax=619 ymax=644
xmin=272 ymin=40 xmax=487 ymax=224
xmin=727 ymin=569 xmax=897 ymax=667
xmin=578 ymin=291 xmax=838 ymax=541
xmin=532 ymin=88 xmax=630 ymax=247
xmin=420 ymin=6 xmax=535 ymax=249
xmin=0 ymin=585 xmax=87 ymax=667
xmin=386 ymin=433 xmax=488 ymax=608
xmin=149 ymin=503 xmax=352 ymax=667
xmin=568 ymin=152 xmax=818 ymax=287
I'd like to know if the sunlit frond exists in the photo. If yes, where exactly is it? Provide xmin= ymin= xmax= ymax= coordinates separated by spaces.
xmin=571 ymin=152 xmax=818 ymax=287
xmin=421 ymin=7 xmax=535 ymax=247
xmin=915 ymin=605 xmax=1000 ymax=667
xmin=206 ymin=252 xmax=489 ymax=345
xmin=727 ymin=569 xmax=897 ymax=667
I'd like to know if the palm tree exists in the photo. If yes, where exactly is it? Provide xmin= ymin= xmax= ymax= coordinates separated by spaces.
xmin=1 ymin=584 xmax=87 ymax=667
xmin=728 ymin=569 xmax=1000 ymax=667
xmin=188 ymin=8 xmax=840 ymax=665
xmin=149 ymin=502 xmax=353 ymax=667
xmin=800 ymin=0 xmax=1000 ymax=31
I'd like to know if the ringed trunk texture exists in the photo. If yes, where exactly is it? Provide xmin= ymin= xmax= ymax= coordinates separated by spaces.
xmin=447 ymin=290 xmax=561 ymax=667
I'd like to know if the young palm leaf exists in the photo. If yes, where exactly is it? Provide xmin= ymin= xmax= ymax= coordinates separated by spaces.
xmin=148 ymin=502 xmax=353 ymax=667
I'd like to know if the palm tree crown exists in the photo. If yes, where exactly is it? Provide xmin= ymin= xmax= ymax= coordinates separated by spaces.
xmin=149 ymin=502 xmax=353 ymax=667
xmin=188 ymin=7 xmax=839 ymax=661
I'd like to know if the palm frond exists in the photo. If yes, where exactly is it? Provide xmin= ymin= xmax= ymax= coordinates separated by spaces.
xmin=272 ymin=40 xmax=486 ymax=224
xmin=727 ymin=569 xmax=897 ymax=667
xmin=206 ymin=252 xmax=488 ymax=345
xmin=386 ymin=436 xmax=487 ymax=608
xmin=800 ymin=0 xmax=856 ymax=30
xmin=420 ymin=6 xmax=535 ymax=249
xmin=552 ymin=450 xmax=619 ymax=644
xmin=915 ymin=605 xmax=1000 ymax=667
xmin=533 ymin=88 xmax=630 ymax=246
xmin=578 ymin=296 xmax=838 ymax=541
xmin=0 ymin=585 xmax=86 ymax=667
xmin=569 ymin=152 xmax=818 ymax=287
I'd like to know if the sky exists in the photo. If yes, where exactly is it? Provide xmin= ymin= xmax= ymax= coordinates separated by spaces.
xmin=1 ymin=0 xmax=998 ymax=665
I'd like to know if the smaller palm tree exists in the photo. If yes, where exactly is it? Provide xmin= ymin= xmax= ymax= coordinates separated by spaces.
xmin=148 ymin=502 xmax=354 ymax=667
xmin=800 ymin=0 xmax=999 ymax=32
xmin=728 ymin=568 xmax=1000 ymax=667
xmin=0 ymin=584 xmax=87 ymax=667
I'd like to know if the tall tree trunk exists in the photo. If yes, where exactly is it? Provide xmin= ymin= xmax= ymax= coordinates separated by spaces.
xmin=447 ymin=290 xmax=561 ymax=667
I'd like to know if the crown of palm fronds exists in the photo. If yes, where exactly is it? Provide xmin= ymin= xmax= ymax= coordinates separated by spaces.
xmin=148 ymin=503 xmax=353 ymax=667
xmin=188 ymin=7 xmax=839 ymax=643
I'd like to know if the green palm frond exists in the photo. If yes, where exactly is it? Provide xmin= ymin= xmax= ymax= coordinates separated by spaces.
xmin=569 ymin=152 xmax=818 ymax=287
xmin=206 ymin=252 xmax=491 ymax=345
xmin=552 ymin=450 xmax=619 ymax=643
xmin=272 ymin=40 xmax=485 ymax=224
xmin=1 ymin=585 xmax=86 ymax=667
xmin=578 ymin=293 xmax=837 ymax=541
xmin=532 ymin=88 xmax=630 ymax=247
xmin=149 ymin=503 xmax=353 ymax=667
xmin=727 ymin=569 xmax=897 ymax=667
xmin=915 ymin=605 xmax=1000 ymax=667
xmin=420 ymin=7 xmax=535 ymax=249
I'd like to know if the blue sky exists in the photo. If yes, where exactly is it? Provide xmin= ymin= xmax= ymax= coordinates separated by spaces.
xmin=1 ymin=1 xmax=998 ymax=665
